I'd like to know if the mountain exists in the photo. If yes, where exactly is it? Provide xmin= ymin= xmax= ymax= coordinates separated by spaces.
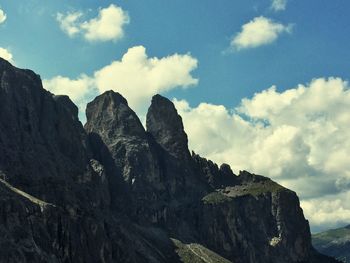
xmin=0 ymin=57 xmax=339 ymax=262
xmin=313 ymin=225 xmax=350 ymax=262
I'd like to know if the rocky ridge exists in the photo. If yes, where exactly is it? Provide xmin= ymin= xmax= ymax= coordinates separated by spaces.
xmin=0 ymin=58 xmax=340 ymax=262
xmin=312 ymin=225 xmax=350 ymax=262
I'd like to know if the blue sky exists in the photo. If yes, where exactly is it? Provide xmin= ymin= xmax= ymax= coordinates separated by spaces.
xmin=1 ymin=0 xmax=350 ymax=232
xmin=1 ymin=0 xmax=349 ymax=108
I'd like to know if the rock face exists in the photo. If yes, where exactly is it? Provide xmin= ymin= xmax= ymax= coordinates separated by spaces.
xmin=0 ymin=58 xmax=340 ymax=263
xmin=146 ymin=94 xmax=190 ymax=160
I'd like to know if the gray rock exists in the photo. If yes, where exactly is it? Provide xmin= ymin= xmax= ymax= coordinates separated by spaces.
xmin=85 ymin=90 xmax=165 ymax=223
xmin=0 ymin=58 xmax=339 ymax=263
xmin=0 ymin=58 xmax=179 ymax=263
xmin=147 ymin=94 xmax=190 ymax=160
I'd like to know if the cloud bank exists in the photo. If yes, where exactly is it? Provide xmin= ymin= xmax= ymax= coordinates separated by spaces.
xmin=44 ymin=46 xmax=198 ymax=118
xmin=231 ymin=16 xmax=292 ymax=50
xmin=56 ymin=4 xmax=129 ymax=42
xmin=174 ymin=77 xmax=350 ymax=231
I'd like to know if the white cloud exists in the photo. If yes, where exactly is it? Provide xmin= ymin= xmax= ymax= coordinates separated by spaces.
xmin=43 ymin=75 xmax=96 ymax=116
xmin=43 ymin=46 xmax=198 ymax=120
xmin=0 ymin=47 xmax=14 ymax=63
xmin=56 ymin=11 xmax=83 ymax=37
xmin=174 ymin=77 xmax=350 ymax=231
xmin=43 ymin=74 xmax=94 ymax=102
xmin=231 ymin=16 xmax=292 ymax=50
xmin=301 ymin=191 xmax=350 ymax=232
xmin=271 ymin=0 xmax=288 ymax=11
xmin=94 ymin=46 xmax=198 ymax=113
xmin=81 ymin=4 xmax=129 ymax=42
xmin=0 ymin=8 xmax=6 ymax=24
xmin=56 ymin=4 xmax=129 ymax=42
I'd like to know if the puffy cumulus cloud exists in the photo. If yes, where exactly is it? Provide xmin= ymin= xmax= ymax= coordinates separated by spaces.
xmin=56 ymin=4 xmax=129 ymax=42
xmin=231 ymin=16 xmax=292 ymax=50
xmin=0 ymin=47 xmax=14 ymax=63
xmin=56 ymin=11 xmax=83 ymax=37
xmin=0 ymin=8 xmax=6 ymax=24
xmin=43 ymin=75 xmax=96 ymax=116
xmin=80 ymin=4 xmax=129 ymax=42
xmin=174 ymin=100 xmax=311 ymax=180
xmin=271 ymin=0 xmax=288 ymax=11
xmin=43 ymin=46 xmax=198 ymax=120
xmin=301 ymin=191 xmax=350 ymax=232
xmin=94 ymin=46 xmax=198 ymax=113
xmin=174 ymin=77 xmax=350 ymax=231
xmin=43 ymin=75 xmax=94 ymax=102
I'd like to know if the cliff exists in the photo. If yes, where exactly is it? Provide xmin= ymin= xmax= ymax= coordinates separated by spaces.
xmin=0 ymin=58 xmax=339 ymax=262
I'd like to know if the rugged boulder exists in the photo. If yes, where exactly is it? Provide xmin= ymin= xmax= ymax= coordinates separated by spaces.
xmin=0 ymin=58 xmax=339 ymax=263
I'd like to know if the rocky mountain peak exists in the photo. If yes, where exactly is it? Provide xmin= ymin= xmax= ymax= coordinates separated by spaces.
xmin=0 ymin=57 xmax=11 ymax=67
xmin=85 ymin=90 xmax=162 ymax=191
xmin=53 ymin=95 xmax=79 ymax=120
xmin=0 ymin=59 xmax=340 ymax=263
xmin=146 ymin=94 xmax=190 ymax=159
xmin=85 ymin=90 xmax=146 ymax=142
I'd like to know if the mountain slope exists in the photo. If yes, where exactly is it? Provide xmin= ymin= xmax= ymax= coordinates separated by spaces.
xmin=313 ymin=225 xmax=350 ymax=262
xmin=0 ymin=57 xmax=339 ymax=262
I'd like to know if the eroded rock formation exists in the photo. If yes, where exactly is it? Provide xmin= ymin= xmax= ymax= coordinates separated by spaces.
xmin=0 ymin=58 xmax=339 ymax=263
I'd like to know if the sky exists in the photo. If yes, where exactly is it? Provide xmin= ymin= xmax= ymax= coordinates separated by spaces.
xmin=0 ymin=0 xmax=350 ymax=233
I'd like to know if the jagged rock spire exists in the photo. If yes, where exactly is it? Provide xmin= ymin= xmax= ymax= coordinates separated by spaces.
xmin=85 ymin=90 xmax=146 ymax=143
xmin=85 ymin=90 xmax=162 ymax=187
xmin=146 ymin=94 xmax=190 ymax=159
xmin=0 ymin=59 xmax=338 ymax=263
